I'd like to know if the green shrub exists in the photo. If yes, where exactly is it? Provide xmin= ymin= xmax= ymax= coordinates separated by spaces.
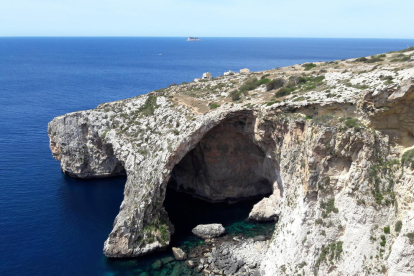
xmin=230 ymin=90 xmax=242 ymax=101
xmin=209 ymin=102 xmax=220 ymax=109
xmin=239 ymin=77 xmax=272 ymax=92
xmin=320 ymin=198 xmax=339 ymax=218
xmin=302 ymin=63 xmax=317 ymax=71
xmin=402 ymin=149 xmax=414 ymax=169
xmin=380 ymin=235 xmax=386 ymax=247
xmin=312 ymin=76 xmax=325 ymax=83
xmin=367 ymin=55 xmax=384 ymax=63
xmin=297 ymin=76 xmax=307 ymax=84
xmin=395 ymin=221 xmax=402 ymax=232
xmin=341 ymin=117 xmax=363 ymax=132
xmin=298 ymin=261 xmax=307 ymax=269
xmin=258 ymin=78 xmax=271 ymax=85
xmin=335 ymin=241 xmax=343 ymax=260
xmin=239 ymin=78 xmax=260 ymax=93
xmin=275 ymin=87 xmax=291 ymax=98
xmin=407 ymin=232 xmax=414 ymax=243
xmin=356 ymin=57 xmax=368 ymax=62
xmin=314 ymin=241 xmax=343 ymax=275
xmin=232 ymin=77 xmax=273 ymax=101
xmin=140 ymin=95 xmax=159 ymax=116
xmin=356 ymin=56 xmax=383 ymax=63
xmin=294 ymin=75 xmax=325 ymax=92
xmin=384 ymin=226 xmax=390 ymax=234
xmin=266 ymin=78 xmax=285 ymax=91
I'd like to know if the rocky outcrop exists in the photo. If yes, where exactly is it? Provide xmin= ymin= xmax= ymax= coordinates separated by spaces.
xmin=248 ymin=195 xmax=280 ymax=221
xmin=48 ymin=113 xmax=126 ymax=178
xmin=198 ymin=238 xmax=267 ymax=275
xmin=48 ymin=49 xmax=414 ymax=275
xmin=192 ymin=224 xmax=226 ymax=239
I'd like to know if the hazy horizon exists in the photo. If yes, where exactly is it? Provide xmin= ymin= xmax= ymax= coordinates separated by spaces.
xmin=1 ymin=36 xmax=414 ymax=40
xmin=1 ymin=0 xmax=413 ymax=39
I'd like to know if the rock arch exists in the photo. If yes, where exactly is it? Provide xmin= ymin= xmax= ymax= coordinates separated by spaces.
xmin=167 ymin=113 xmax=274 ymax=202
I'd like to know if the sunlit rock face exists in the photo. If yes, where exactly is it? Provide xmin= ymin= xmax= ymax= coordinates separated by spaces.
xmin=48 ymin=50 xmax=414 ymax=275
xmin=169 ymin=114 xmax=273 ymax=202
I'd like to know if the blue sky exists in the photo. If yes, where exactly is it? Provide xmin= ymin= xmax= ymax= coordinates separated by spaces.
xmin=1 ymin=0 xmax=413 ymax=38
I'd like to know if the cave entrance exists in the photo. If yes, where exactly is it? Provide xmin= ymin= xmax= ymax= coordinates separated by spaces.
xmin=164 ymin=113 xmax=277 ymax=244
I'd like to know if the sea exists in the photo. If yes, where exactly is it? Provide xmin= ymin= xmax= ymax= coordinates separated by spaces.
xmin=1 ymin=37 xmax=414 ymax=276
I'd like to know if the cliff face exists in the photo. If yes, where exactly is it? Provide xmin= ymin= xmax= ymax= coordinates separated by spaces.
xmin=48 ymin=50 xmax=414 ymax=275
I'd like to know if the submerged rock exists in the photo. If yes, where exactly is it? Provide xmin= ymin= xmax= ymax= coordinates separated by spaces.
xmin=172 ymin=247 xmax=187 ymax=260
xmin=151 ymin=259 xmax=162 ymax=270
xmin=192 ymin=224 xmax=226 ymax=239
xmin=161 ymin=256 xmax=175 ymax=264
xmin=170 ymin=263 xmax=184 ymax=276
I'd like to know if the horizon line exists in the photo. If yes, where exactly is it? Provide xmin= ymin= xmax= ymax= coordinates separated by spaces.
xmin=1 ymin=35 xmax=414 ymax=40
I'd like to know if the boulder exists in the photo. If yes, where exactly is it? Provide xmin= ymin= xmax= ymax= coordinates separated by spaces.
xmin=192 ymin=224 xmax=225 ymax=239
xmin=172 ymin=247 xmax=187 ymax=260
xmin=186 ymin=259 xmax=196 ymax=268
xmin=248 ymin=196 xmax=279 ymax=222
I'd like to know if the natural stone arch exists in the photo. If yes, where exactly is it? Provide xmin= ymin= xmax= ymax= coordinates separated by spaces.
xmin=167 ymin=113 xmax=274 ymax=202
xmin=158 ymin=110 xmax=283 ymax=245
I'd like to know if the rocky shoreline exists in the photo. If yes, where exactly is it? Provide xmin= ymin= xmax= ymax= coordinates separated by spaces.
xmin=142 ymin=222 xmax=275 ymax=276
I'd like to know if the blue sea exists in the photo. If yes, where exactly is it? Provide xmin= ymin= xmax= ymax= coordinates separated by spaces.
xmin=1 ymin=37 xmax=414 ymax=276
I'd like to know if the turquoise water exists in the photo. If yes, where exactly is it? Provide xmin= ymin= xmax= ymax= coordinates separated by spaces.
xmin=1 ymin=37 xmax=414 ymax=276
xmin=103 ymin=188 xmax=276 ymax=276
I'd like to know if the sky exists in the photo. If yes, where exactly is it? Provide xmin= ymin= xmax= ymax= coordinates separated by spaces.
xmin=0 ymin=0 xmax=413 ymax=38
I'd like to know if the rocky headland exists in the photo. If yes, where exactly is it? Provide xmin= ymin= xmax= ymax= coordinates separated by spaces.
xmin=48 ymin=48 xmax=414 ymax=275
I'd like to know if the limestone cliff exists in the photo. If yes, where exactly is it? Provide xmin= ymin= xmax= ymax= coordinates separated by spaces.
xmin=48 ymin=49 xmax=414 ymax=275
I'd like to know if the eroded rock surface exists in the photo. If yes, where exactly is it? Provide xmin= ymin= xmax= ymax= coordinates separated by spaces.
xmin=48 ymin=49 xmax=414 ymax=275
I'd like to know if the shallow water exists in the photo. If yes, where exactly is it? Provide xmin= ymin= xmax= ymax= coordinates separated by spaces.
xmin=103 ymin=188 xmax=276 ymax=276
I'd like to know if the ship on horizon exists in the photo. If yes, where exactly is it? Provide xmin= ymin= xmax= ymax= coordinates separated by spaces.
xmin=187 ymin=37 xmax=201 ymax=41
